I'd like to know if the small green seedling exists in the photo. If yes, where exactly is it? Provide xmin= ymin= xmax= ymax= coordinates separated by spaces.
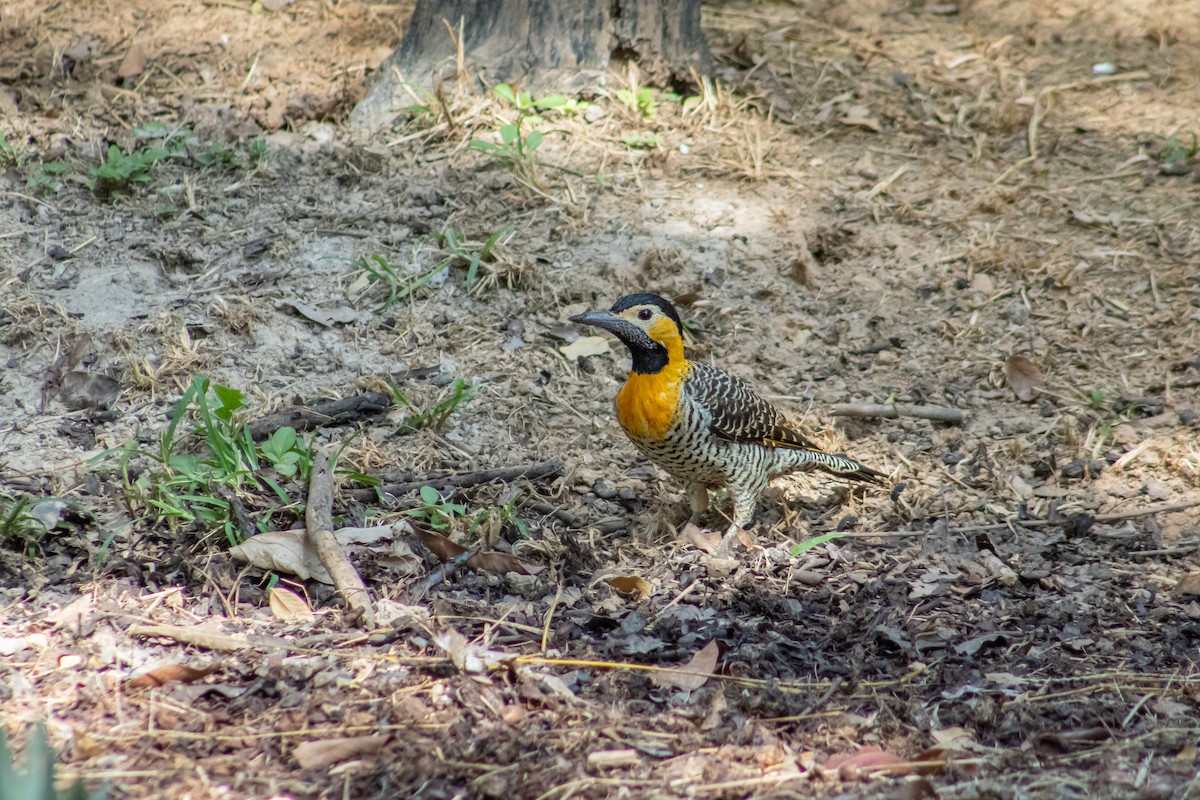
xmin=403 ymin=484 xmax=467 ymax=531
xmin=615 ymin=85 xmax=657 ymax=120
xmin=391 ymin=377 xmax=479 ymax=435
xmin=89 ymin=143 xmax=174 ymax=196
xmin=27 ymin=161 xmax=72 ymax=194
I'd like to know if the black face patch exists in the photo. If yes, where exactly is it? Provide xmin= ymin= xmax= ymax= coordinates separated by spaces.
xmin=610 ymin=293 xmax=683 ymax=334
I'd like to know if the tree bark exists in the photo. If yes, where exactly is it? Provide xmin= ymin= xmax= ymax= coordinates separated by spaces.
xmin=352 ymin=0 xmax=710 ymax=130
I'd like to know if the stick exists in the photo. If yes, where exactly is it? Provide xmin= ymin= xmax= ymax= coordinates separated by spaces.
xmin=849 ymin=497 xmax=1200 ymax=538
xmin=129 ymin=624 xmax=253 ymax=652
xmin=413 ymin=548 xmax=477 ymax=597
xmin=830 ymin=403 xmax=964 ymax=424
xmin=350 ymin=460 xmax=564 ymax=503
xmin=522 ymin=500 xmax=625 ymax=533
xmin=307 ymin=444 xmax=376 ymax=627
xmin=248 ymin=392 xmax=391 ymax=440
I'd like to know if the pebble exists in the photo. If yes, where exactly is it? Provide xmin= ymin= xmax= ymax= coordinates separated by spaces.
xmin=617 ymin=487 xmax=637 ymax=501
xmin=592 ymin=479 xmax=618 ymax=499
xmin=1180 ymin=409 xmax=1198 ymax=426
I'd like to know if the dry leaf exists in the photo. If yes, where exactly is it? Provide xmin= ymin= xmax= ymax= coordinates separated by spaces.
xmin=682 ymin=522 xmax=721 ymax=553
xmin=231 ymin=529 xmax=326 ymax=582
xmin=606 ymin=575 xmax=651 ymax=599
xmin=434 ymin=628 xmax=487 ymax=673
xmin=269 ymin=587 xmax=314 ymax=623
xmin=117 ymin=43 xmax=146 ymax=78
xmin=294 ymin=735 xmax=388 ymax=770
xmin=650 ymin=639 xmax=719 ymax=692
xmin=1004 ymin=355 xmax=1043 ymax=401
xmin=560 ymin=336 xmax=611 ymax=360
xmin=1176 ymin=573 xmax=1200 ymax=596
xmin=414 ymin=528 xmax=540 ymax=575
xmin=126 ymin=663 xmax=220 ymax=688
xmin=821 ymin=745 xmax=911 ymax=779
xmin=838 ymin=105 xmax=881 ymax=132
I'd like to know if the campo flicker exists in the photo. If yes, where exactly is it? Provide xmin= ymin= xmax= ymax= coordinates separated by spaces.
xmin=571 ymin=293 xmax=884 ymax=528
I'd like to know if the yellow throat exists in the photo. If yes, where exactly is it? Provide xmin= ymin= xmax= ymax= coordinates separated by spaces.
xmin=615 ymin=317 xmax=690 ymax=440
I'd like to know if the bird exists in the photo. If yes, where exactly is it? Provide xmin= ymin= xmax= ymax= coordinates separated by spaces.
xmin=570 ymin=292 xmax=883 ymax=532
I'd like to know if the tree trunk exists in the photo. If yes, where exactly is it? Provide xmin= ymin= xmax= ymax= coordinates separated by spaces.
xmin=351 ymin=0 xmax=710 ymax=130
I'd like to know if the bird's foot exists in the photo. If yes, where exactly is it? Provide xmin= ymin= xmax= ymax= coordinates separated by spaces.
xmin=719 ymin=522 xmax=756 ymax=552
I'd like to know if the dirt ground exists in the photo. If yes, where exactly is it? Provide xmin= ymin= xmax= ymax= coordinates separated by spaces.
xmin=2 ymin=0 xmax=1200 ymax=798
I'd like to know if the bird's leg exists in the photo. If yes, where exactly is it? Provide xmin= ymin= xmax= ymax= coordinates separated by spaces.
xmin=686 ymin=481 xmax=710 ymax=524
xmin=722 ymin=483 xmax=761 ymax=543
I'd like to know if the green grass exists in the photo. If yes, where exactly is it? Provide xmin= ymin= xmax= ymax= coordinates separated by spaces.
xmin=0 ymin=494 xmax=44 ymax=556
xmin=105 ymin=376 xmax=312 ymax=546
xmin=391 ymin=377 xmax=478 ymax=435
xmin=0 ymin=724 xmax=99 ymax=800
xmin=353 ymin=226 xmax=506 ymax=312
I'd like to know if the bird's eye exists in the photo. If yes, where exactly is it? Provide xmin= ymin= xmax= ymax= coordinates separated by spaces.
xmin=637 ymin=309 xmax=653 ymax=321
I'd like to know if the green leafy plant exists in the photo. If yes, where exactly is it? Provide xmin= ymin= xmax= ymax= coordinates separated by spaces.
xmin=391 ymin=377 xmax=479 ymax=435
xmin=468 ymin=491 xmax=531 ymax=539
xmin=247 ymin=138 xmax=269 ymax=165
xmin=353 ymin=227 xmax=506 ymax=311
xmin=469 ymin=83 xmax=576 ymax=185
xmin=1141 ymin=126 xmax=1199 ymax=168
xmin=259 ymin=426 xmax=311 ymax=479
xmin=89 ymin=143 xmax=174 ymax=195
xmin=0 ymin=724 xmax=99 ymax=800
xmin=107 ymin=376 xmax=311 ymax=545
xmin=403 ymin=485 xmax=468 ymax=532
xmin=615 ymin=85 xmax=657 ymax=120
xmin=27 ymin=161 xmax=72 ymax=194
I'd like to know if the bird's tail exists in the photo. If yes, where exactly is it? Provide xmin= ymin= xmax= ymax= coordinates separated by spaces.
xmin=786 ymin=448 xmax=886 ymax=484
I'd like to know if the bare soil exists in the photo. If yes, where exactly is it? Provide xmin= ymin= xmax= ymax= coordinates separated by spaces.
xmin=2 ymin=1 xmax=1199 ymax=798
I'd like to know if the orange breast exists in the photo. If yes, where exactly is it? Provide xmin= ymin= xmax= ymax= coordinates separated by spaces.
xmin=616 ymin=360 xmax=690 ymax=441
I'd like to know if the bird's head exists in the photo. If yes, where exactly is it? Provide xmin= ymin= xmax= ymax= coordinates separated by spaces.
xmin=569 ymin=293 xmax=685 ymax=374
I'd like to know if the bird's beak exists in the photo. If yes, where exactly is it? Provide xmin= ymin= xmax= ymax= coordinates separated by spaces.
xmin=569 ymin=309 xmax=626 ymax=335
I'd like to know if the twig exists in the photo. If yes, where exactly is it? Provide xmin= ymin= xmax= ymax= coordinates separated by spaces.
xmin=352 ymin=460 xmax=564 ymax=502
xmin=853 ymin=497 xmax=1200 ymax=538
xmin=128 ymin=624 xmax=252 ymax=652
xmin=414 ymin=547 xmax=477 ymax=596
xmin=248 ymin=392 xmax=391 ymax=440
xmin=522 ymin=500 xmax=625 ymax=533
xmin=830 ymin=403 xmax=964 ymax=424
xmin=307 ymin=444 xmax=376 ymax=627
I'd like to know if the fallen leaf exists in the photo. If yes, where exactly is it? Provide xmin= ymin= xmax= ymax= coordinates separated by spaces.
xmin=287 ymin=301 xmax=362 ymax=327
xmin=294 ymin=735 xmax=388 ymax=770
xmin=432 ymin=628 xmax=511 ymax=674
xmin=1176 ymin=573 xmax=1200 ymax=596
xmin=117 ymin=43 xmax=146 ymax=79
xmin=560 ymin=336 xmax=611 ymax=360
xmin=650 ymin=639 xmax=719 ymax=692
xmin=57 ymin=371 xmax=122 ymax=410
xmin=839 ymin=105 xmax=881 ymax=132
xmin=269 ymin=587 xmax=314 ymax=622
xmin=682 ymin=522 xmax=721 ymax=553
xmin=1004 ymin=355 xmax=1043 ymax=401
xmin=231 ymin=524 xmax=414 ymax=583
xmin=606 ymin=575 xmax=651 ymax=599
xmin=126 ymin=663 xmax=220 ymax=688
xmin=414 ymin=528 xmax=541 ymax=575
xmin=231 ymin=529 xmax=326 ymax=582
xmin=822 ymin=745 xmax=911 ymax=779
